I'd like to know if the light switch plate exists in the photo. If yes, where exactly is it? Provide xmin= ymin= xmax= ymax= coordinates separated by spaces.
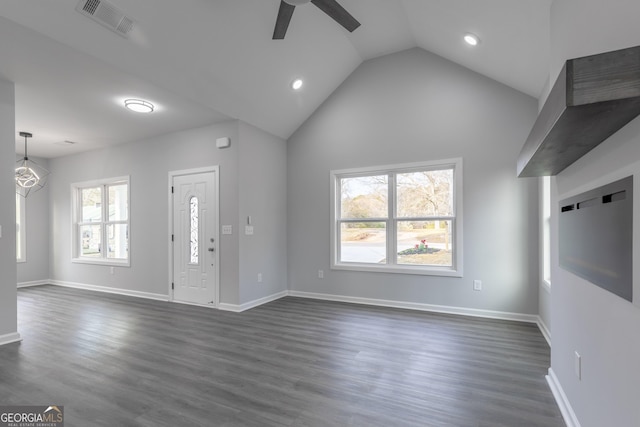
xmin=245 ymin=225 xmax=254 ymax=235
xmin=222 ymin=225 xmax=232 ymax=235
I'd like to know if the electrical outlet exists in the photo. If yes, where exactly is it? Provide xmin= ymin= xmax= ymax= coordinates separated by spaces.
xmin=222 ymin=225 xmax=232 ymax=235
xmin=257 ymin=273 xmax=263 ymax=283
xmin=318 ymin=270 xmax=324 ymax=279
xmin=245 ymin=225 xmax=254 ymax=235
xmin=575 ymin=351 xmax=581 ymax=380
xmin=473 ymin=280 xmax=482 ymax=291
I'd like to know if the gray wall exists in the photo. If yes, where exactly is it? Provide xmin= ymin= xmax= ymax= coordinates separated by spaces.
xmin=238 ymin=122 xmax=287 ymax=304
xmin=287 ymin=48 xmax=540 ymax=314
xmin=47 ymin=119 xmax=288 ymax=308
xmin=0 ymin=78 xmax=18 ymax=340
xmin=17 ymin=156 xmax=50 ymax=284
xmin=49 ymin=121 xmax=242 ymax=303
xmin=552 ymin=119 xmax=640 ymax=427
xmin=547 ymin=1 xmax=640 ymax=425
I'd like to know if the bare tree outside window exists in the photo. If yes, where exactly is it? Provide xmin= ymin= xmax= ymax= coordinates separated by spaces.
xmin=333 ymin=160 xmax=461 ymax=275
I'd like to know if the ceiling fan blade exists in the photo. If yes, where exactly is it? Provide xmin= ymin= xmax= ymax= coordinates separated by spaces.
xmin=273 ymin=1 xmax=296 ymax=39
xmin=310 ymin=0 xmax=360 ymax=32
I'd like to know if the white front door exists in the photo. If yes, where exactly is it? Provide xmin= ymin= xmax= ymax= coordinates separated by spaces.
xmin=171 ymin=169 xmax=218 ymax=306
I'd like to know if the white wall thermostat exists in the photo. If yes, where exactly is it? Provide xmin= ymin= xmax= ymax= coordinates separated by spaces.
xmin=216 ymin=137 xmax=231 ymax=149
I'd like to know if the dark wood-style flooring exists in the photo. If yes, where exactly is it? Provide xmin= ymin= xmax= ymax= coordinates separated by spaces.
xmin=0 ymin=286 xmax=564 ymax=426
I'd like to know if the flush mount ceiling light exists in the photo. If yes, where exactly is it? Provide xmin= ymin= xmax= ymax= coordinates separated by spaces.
xmin=291 ymin=78 xmax=304 ymax=91
xmin=464 ymin=33 xmax=480 ymax=46
xmin=15 ymin=132 xmax=50 ymax=198
xmin=124 ymin=99 xmax=154 ymax=113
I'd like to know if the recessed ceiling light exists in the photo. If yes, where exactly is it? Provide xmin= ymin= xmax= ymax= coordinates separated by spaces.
xmin=124 ymin=99 xmax=154 ymax=113
xmin=291 ymin=78 xmax=304 ymax=91
xmin=464 ymin=33 xmax=480 ymax=46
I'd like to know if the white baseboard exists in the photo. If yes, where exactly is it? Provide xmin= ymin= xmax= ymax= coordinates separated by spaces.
xmin=537 ymin=316 xmax=551 ymax=347
xmin=217 ymin=303 xmax=243 ymax=312
xmin=50 ymin=280 xmax=168 ymax=302
xmin=0 ymin=332 xmax=22 ymax=346
xmin=288 ymin=290 xmax=539 ymax=323
xmin=38 ymin=281 xmax=544 ymax=329
xmin=546 ymin=368 xmax=581 ymax=427
xmin=46 ymin=279 xmax=284 ymax=311
xmin=219 ymin=290 xmax=288 ymax=313
xmin=17 ymin=280 xmax=49 ymax=288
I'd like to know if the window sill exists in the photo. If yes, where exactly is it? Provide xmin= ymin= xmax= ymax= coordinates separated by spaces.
xmin=332 ymin=263 xmax=462 ymax=277
xmin=72 ymin=258 xmax=130 ymax=267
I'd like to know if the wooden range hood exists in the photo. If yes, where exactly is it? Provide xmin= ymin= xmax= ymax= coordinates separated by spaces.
xmin=517 ymin=45 xmax=640 ymax=177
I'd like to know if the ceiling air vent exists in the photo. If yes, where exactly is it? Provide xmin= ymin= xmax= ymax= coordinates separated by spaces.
xmin=75 ymin=0 xmax=135 ymax=38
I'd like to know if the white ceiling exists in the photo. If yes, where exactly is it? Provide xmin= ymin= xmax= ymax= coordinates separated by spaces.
xmin=1 ymin=0 xmax=551 ymax=158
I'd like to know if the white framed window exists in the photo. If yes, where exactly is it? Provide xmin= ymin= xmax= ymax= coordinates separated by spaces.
xmin=16 ymin=193 xmax=26 ymax=263
xmin=541 ymin=176 xmax=551 ymax=286
xmin=72 ymin=176 xmax=130 ymax=266
xmin=330 ymin=158 xmax=463 ymax=277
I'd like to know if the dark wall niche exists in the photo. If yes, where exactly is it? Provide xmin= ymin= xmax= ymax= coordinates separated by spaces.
xmin=559 ymin=176 xmax=633 ymax=302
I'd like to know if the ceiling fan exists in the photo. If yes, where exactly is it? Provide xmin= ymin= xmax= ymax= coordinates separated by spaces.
xmin=273 ymin=0 xmax=361 ymax=40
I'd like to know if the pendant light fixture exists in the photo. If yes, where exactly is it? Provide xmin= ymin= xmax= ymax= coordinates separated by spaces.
xmin=15 ymin=132 xmax=49 ymax=198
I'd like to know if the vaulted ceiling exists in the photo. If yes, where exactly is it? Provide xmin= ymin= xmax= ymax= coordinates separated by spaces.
xmin=1 ymin=0 xmax=551 ymax=158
